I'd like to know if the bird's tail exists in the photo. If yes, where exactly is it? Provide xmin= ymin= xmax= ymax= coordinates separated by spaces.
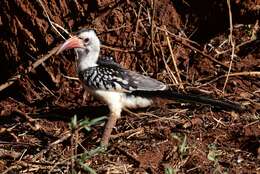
xmin=131 ymin=90 xmax=245 ymax=111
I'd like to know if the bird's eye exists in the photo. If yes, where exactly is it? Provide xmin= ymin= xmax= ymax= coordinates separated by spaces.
xmin=84 ymin=38 xmax=89 ymax=43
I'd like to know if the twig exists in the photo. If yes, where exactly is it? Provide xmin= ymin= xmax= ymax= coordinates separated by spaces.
xmin=215 ymin=20 xmax=259 ymax=56
xmin=110 ymin=127 xmax=144 ymax=139
xmin=163 ymin=25 xmax=183 ymax=88
xmin=101 ymin=45 xmax=137 ymax=53
xmin=132 ymin=4 xmax=150 ymax=38
xmin=0 ymin=141 xmax=33 ymax=147
xmin=244 ymin=120 xmax=259 ymax=128
xmin=50 ymin=131 xmax=72 ymax=146
xmin=214 ymin=38 xmax=256 ymax=56
xmin=211 ymin=115 xmax=227 ymax=128
xmin=61 ymin=74 xmax=80 ymax=81
xmin=223 ymin=0 xmax=235 ymax=93
xmin=133 ymin=5 xmax=142 ymax=48
xmin=14 ymin=109 xmax=36 ymax=123
xmin=157 ymin=34 xmax=179 ymax=84
xmin=0 ymin=1 xmax=72 ymax=92
xmin=222 ymin=71 xmax=260 ymax=77
xmin=2 ymin=165 xmax=22 ymax=174
xmin=157 ymin=27 xmax=201 ymax=47
xmin=151 ymin=0 xmax=159 ymax=73
xmin=0 ymin=75 xmax=21 ymax=92
xmin=151 ymin=0 xmax=156 ymax=56
xmin=106 ymin=23 xmax=127 ymax=32
xmin=37 ymin=0 xmax=66 ymax=40
xmin=0 ymin=47 xmax=59 ymax=92
xmin=199 ymin=71 xmax=260 ymax=86
xmin=39 ymin=81 xmax=56 ymax=97
xmin=157 ymin=27 xmax=229 ymax=69
xmin=32 ymin=130 xmax=72 ymax=161
xmin=253 ymin=89 xmax=260 ymax=94
xmin=0 ymin=148 xmax=22 ymax=159
xmin=52 ymin=22 xmax=72 ymax=37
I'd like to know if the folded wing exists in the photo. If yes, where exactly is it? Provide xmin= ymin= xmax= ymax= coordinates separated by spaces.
xmin=79 ymin=62 xmax=167 ymax=92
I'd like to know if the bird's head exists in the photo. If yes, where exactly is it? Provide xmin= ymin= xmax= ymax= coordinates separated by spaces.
xmin=57 ymin=29 xmax=100 ymax=56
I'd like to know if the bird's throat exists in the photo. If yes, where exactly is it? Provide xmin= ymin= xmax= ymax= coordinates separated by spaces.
xmin=76 ymin=48 xmax=99 ymax=71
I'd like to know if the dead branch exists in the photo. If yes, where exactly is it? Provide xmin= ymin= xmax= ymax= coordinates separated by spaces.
xmin=223 ymin=0 xmax=236 ymax=93
xmin=158 ymin=27 xmax=229 ymax=69
xmin=0 ymin=46 xmax=59 ymax=92
xmin=37 ymin=0 xmax=67 ymax=40
xmin=201 ymin=71 xmax=260 ymax=86
xmin=164 ymin=25 xmax=183 ymax=88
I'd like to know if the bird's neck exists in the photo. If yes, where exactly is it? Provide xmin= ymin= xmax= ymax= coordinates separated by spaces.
xmin=76 ymin=48 xmax=99 ymax=72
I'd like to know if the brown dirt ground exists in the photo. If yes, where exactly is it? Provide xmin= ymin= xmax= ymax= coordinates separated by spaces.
xmin=0 ymin=0 xmax=259 ymax=173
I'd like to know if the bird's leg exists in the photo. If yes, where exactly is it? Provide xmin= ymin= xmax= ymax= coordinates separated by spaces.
xmin=101 ymin=113 xmax=118 ymax=146
xmin=101 ymin=107 xmax=121 ymax=146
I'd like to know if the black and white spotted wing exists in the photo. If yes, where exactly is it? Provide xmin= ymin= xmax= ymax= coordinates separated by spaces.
xmin=78 ymin=58 xmax=167 ymax=92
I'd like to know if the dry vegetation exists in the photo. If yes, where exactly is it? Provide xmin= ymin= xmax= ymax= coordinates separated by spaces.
xmin=0 ymin=0 xmax=259 ymax=173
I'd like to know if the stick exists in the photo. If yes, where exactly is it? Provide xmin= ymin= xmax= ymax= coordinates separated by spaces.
xmin=37 ymin=0 xmax=66 ymax=40
xmin=164 ymin=25 xmax=183 ymax=88
xmin=157 ymin=27 xmax=229 ymax=69
xmin=199 ymin=71 xmax=260 ymax=87
xmin=0 ymin=47 xmax=59 ymax=92
xmin=223 ymin=0 xmax=235 ymax=93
